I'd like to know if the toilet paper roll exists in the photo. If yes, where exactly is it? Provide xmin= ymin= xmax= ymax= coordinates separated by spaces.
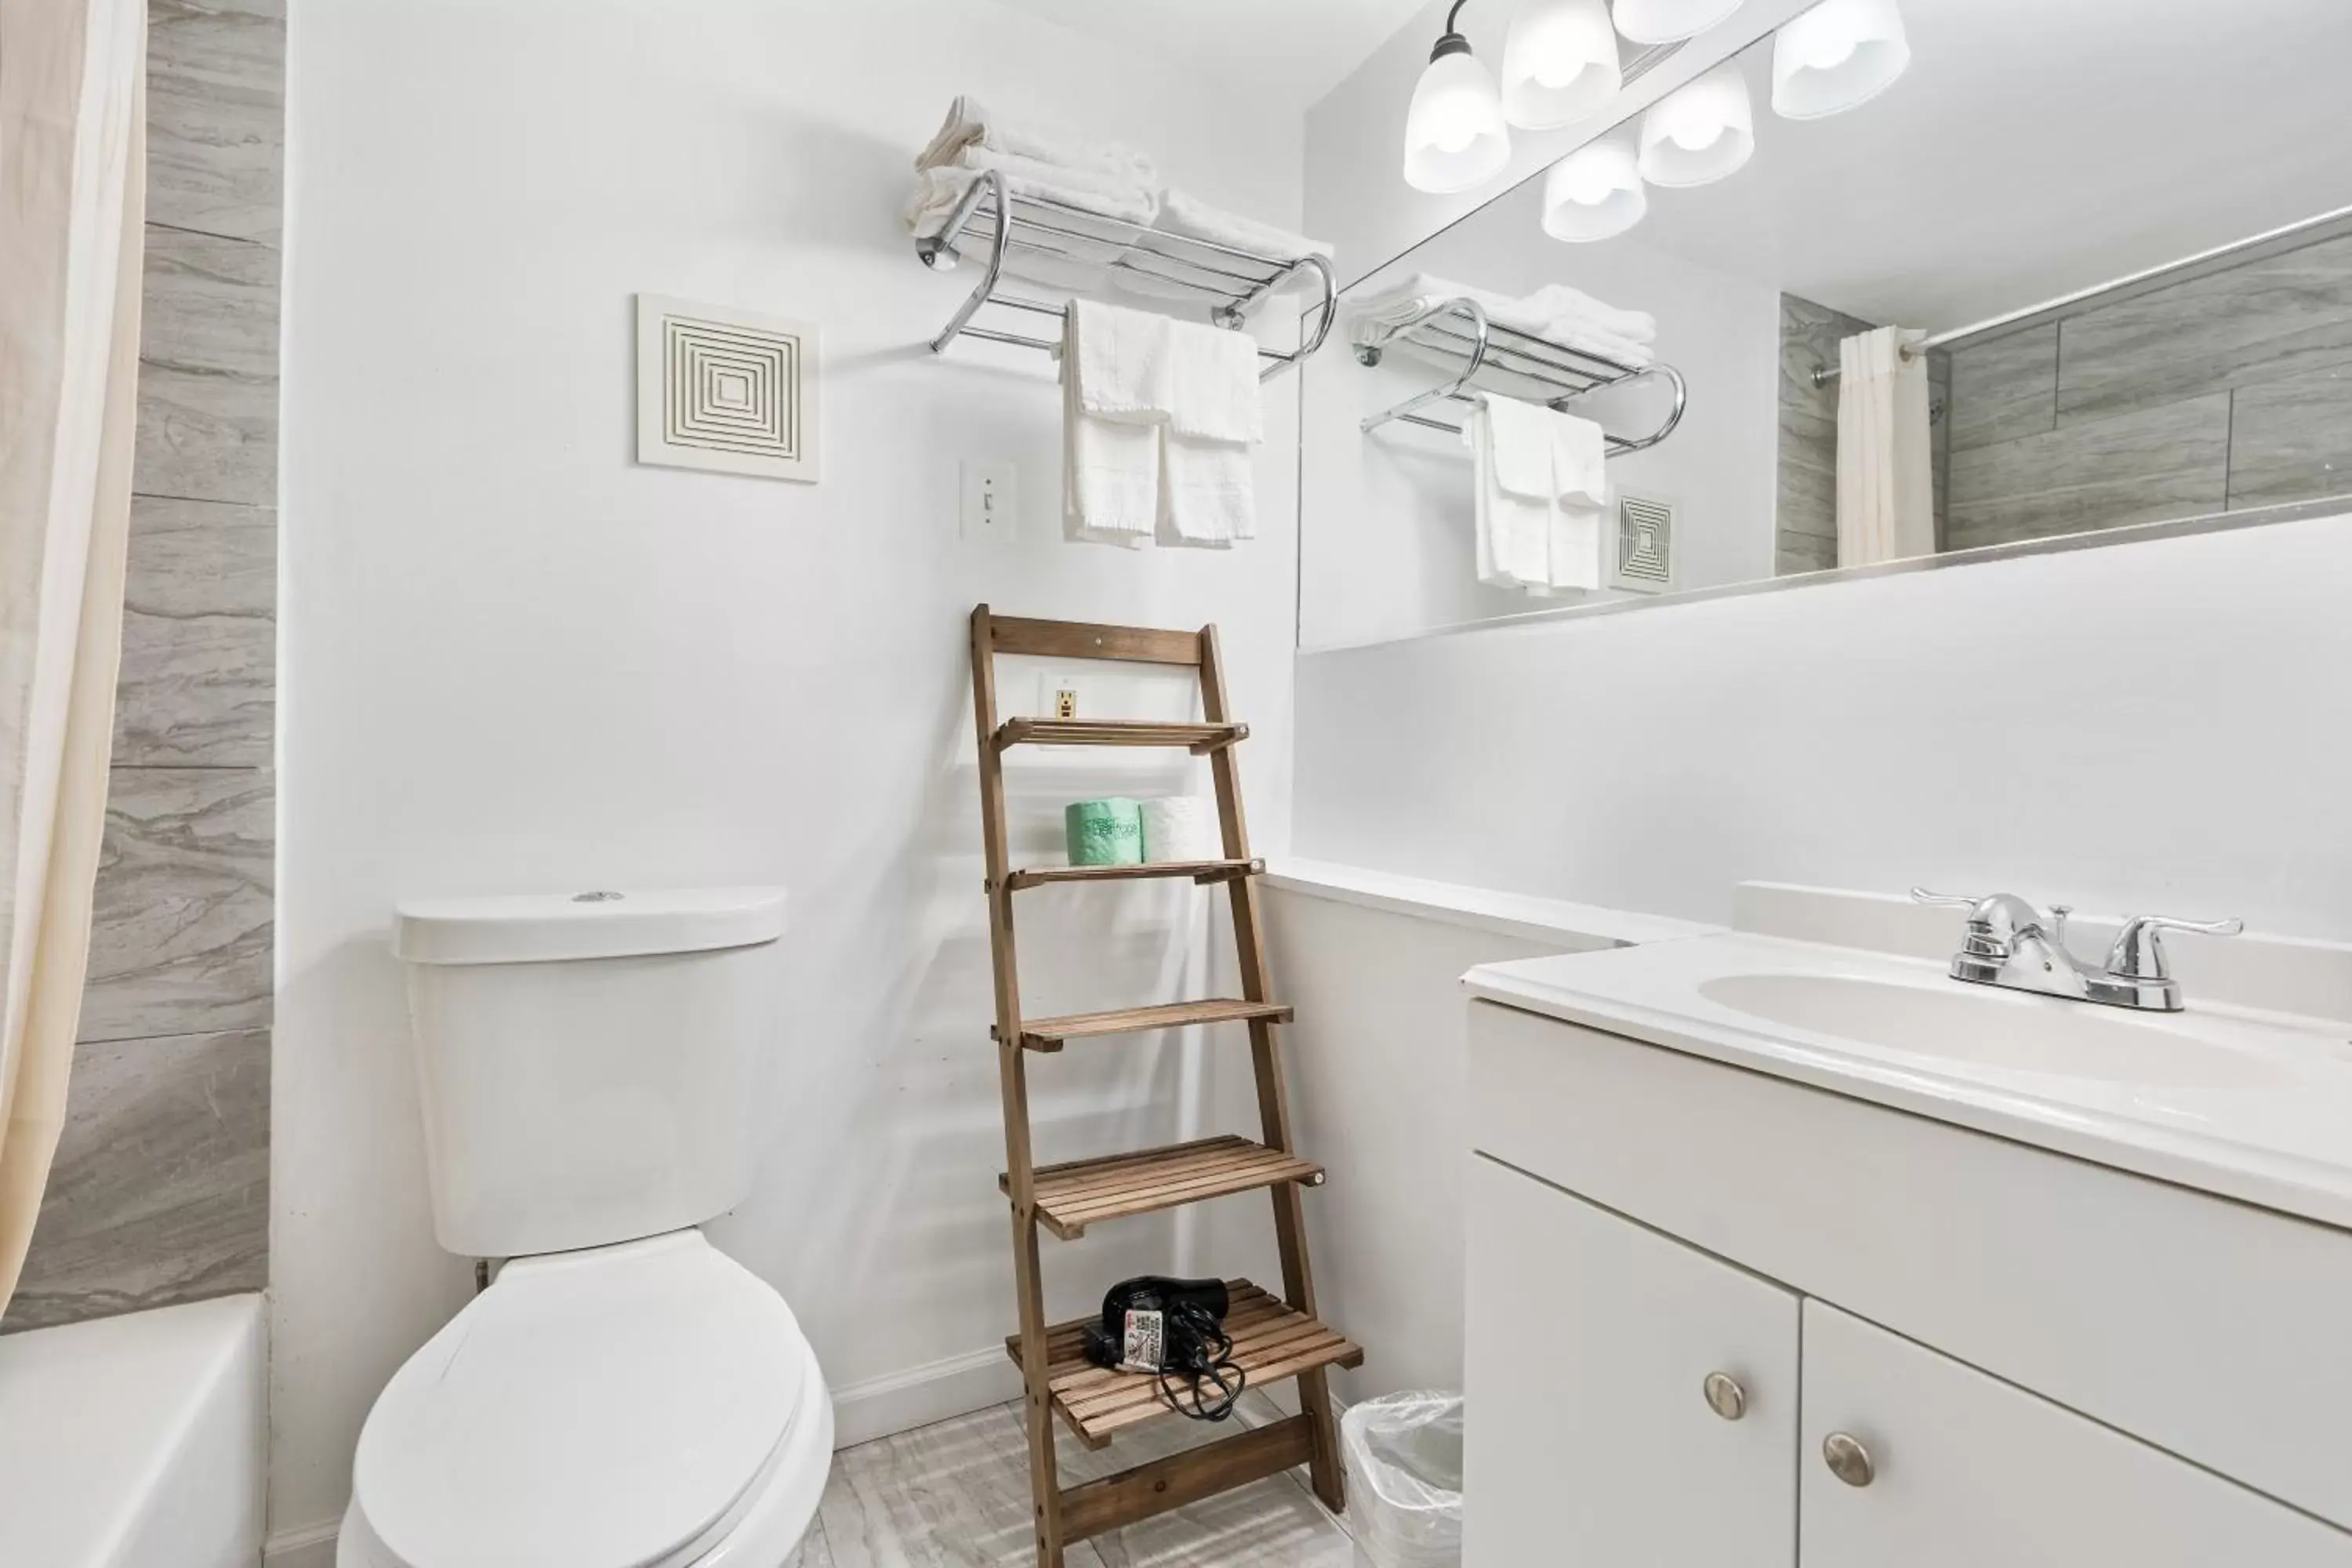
xmin=1140 ymin=796 xmax=1221 ymax=864
xmin=1065 ymin=798 xmax=1145 ymax=866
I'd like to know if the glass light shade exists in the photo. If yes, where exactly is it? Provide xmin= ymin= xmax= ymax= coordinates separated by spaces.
xmin=1541 ymin=135 xmax=1646 ymax=242
xmin=1637 ymin=60 xmax=1755 ymax=187
xmin=1610 ymin=0 xmax=1743 ymax=45
xmin=1501 ymin=0 xmax=1624 ymax=130
xmin=1772 ymin=0 xmax=1911 ymax=119
xmin=1404 ymin=46 xmax=1513 ymax=192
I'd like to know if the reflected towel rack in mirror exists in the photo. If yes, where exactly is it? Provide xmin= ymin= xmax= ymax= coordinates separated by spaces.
xmin=1355 ymin=297 xmax=1689 ymax=454
xmin=916 ymin=169 xmax=1336 ymax=381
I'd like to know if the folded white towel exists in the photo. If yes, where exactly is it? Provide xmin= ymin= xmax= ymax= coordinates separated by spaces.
xmin=1550 ymin=408 xmax=1608 ymax=508
xmin=1346 ymin=273 xmax=1657 ymax=369
xmin=1063 ymin=301 xmax=1164 ymax=547
xmin=1521 ymin=283 xmax=1657 ymax=346
xmin=903 ymin=166 xmax=1148 ymax=253
xmin=1155 ymin=190 xmax=1333 ymax=264
xmin=1159 ymin=437 xmax=1253 ymax=549
xmin=917 ymin=96 xmax=1160 ymax=191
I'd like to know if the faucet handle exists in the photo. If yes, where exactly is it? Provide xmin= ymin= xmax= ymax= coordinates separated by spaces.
xmin=2105 ymin=913 xmax=2244 ymax=982
xmin=1912 ymin=888 xmax=2047 ymax=956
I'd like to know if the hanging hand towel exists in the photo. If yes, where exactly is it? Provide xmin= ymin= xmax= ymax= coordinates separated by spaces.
xmin=1468 ymin=401 xmax=1553 ymax=589
xmin=1156 ymin=318 xmax=1261 ymax=547
xmin=1063 ymin=300 xmax=1168 ymax=547
xmin=916 ymin=95 xmax=1160 ymax=191
xmin=1544 ymin=408 xmax=1609 ymax=593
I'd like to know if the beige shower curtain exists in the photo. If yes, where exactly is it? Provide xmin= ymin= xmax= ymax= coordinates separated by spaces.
xmin=1835 ymin=325 xmax=1935 ymax=567
xmin=0 ymin=0 xmax=146 ymax=1312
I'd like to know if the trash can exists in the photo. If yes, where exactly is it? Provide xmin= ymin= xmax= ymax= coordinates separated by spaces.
xmin=1341 ymin=1391 xmax=1464 ymax=1568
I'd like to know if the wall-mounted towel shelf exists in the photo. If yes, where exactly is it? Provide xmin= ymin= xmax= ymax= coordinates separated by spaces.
xmin=1355 ymin=297 xmax=1688 ymax=454
xmin=917 ymin=169 xmax=1336 ymax=381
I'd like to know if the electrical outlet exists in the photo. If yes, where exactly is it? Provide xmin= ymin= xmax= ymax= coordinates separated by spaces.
xmin=1041 ymin=671 xmax=1081 ymax=721
xmin=960 ymin=460 xmax=1017 ymax=543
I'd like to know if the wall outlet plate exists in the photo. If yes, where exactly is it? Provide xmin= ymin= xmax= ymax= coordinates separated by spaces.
xmin=961 ymin=460 xmax=1017 ymax=543
xmin=1040 ymin=671 xmax=1081 ymax=721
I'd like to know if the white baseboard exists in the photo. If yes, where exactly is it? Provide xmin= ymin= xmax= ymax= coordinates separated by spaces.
xmin=263 ymin=1517 xmax=340 ymax=1568
xmin=829 ymin=1342 xmax=1024 ymax=1450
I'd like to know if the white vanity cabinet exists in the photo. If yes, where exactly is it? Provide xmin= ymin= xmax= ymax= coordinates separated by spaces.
xmin=1464 ymin=998 xmax=2352 ymax=1566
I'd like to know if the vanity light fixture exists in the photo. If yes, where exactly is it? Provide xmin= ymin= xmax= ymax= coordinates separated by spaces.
xmin=1637 ymin=58 xmax=1755 ymax=186
xmin=1403 ymin=0 xmax=1513 ymax=193
xmin=1771 ymin=0 xmax=1911 ymax=119
xmin=1501 ymin=0 xmax=1623 ymax=130
xmin=1540 ymin=132 xmax=1646 ymax=241
xmin=1610 ymin=0 xmax=1743 ymax=45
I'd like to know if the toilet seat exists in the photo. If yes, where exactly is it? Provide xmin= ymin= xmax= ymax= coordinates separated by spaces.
xmin=347 ymin=1229 xmax=818 ymax=1568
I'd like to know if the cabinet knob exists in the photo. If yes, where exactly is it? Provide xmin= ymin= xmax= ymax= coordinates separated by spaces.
xmin=1701 ymin=1372 xmax=1747 ymax=1421
xmin=1823 ymin=1432 xmax=1875 ymax=1488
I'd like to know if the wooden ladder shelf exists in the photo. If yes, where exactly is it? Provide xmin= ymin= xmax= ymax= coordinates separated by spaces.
xmin=970 ymin=607 xmax=1360 ymax=1565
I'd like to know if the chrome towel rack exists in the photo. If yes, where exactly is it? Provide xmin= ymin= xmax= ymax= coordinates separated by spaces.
xmin=916 ymin=169 xmax=1336 ymax=380
xmin=1356 ymin=296 xmax=1688 ymax=454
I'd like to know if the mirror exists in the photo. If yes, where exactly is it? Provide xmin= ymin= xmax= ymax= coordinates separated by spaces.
xmin=1300 ymin=0 xmax=2352 ymax=648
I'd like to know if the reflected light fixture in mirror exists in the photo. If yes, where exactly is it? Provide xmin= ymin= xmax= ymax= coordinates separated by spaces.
xmin=1637 ymin=58 xmax=1755 ymax=186
xmin=1610 ymin=0 xmax=1742 ymax=46
xmin=1541 ymin=133 xmax=1646 ymax=241
xmin=1404 ymin=0 xmax=1513 ymax=193
xmin=1771 ymin=0 xmax=1911 ymax=119
xmin=1501 ymin=0 xmax=1624 ymax=129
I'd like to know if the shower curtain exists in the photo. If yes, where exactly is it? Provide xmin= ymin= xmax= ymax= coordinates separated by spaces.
xmin=1835 ymin=325 xmax=1934 ymax=567
xmin=0 ymin=0 xmax=146 ymax=1312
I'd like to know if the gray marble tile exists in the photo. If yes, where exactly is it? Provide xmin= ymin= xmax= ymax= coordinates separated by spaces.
xmin=1946 ymin=394 xmax=2230 ymax=551
xmin=1947 ymin=325 xmax=2057 ymax=452
xmin=79 ymin=768 xmax=273 ymax=1044
xmin=114 ymin=496 xmax=274 ymax=767
xmin=820 ymin=1401 xmax=1109 ymax=1568
xmin=2227 ymin=361 xmax=2352 ymax=510
xmin=148 ymin=0 xmax=285 ymax=244
xmin=2056 ymin=232 xmax=2352 ymax=427
xmin=0 ymin=1028 xmax=267 ymax=1334
xmin=1776 ymin=294 xmax=1875 ymax=570
xmin=1776 ymin=531 xmax=1837 ymax=575
xmin=135 ymin=224 xmax=279 ymax=506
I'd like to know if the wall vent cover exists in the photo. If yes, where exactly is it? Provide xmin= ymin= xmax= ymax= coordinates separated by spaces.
xmin=1610 ymin=491 xmax=1677 ymax=594
xmin=635 ymin=295 xmax=820 ymax=483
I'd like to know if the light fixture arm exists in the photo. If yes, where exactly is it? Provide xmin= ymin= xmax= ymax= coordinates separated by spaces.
xmin=1433 ymin=0 xmax=1472 ymax=58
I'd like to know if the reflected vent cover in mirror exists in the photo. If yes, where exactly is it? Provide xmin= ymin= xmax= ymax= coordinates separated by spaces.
xmin=1611 ymin=492 xmax=1677 ymax=594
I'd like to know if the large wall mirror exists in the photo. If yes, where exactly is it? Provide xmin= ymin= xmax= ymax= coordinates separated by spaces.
xmin=1299 ymin=0 xmax=2352 ymax=648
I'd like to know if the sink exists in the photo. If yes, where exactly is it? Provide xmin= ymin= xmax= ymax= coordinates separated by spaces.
xmin=1697 ymin=972 xmax=2299 ymax=1090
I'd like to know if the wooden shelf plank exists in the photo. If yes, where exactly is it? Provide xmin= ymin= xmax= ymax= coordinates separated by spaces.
xmin=1005 ymin=1280 xmax=1365 ymax=1448
xmin=1000 ymin=1136 xmax=1323 ymax=1240
xmin=995 ymin=717 xmax=1248 ymax=754
xmin=1011 ymin=998 xmax=1293 ymax=1052
xmin=1003 ymin=858 xmax=1261 ymax=892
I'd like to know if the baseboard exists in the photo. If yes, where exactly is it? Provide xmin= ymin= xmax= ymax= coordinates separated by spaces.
xmin=829 ymin=1342 xmax=1024 ymax=1450
xmin=262 ymin=1517 xmax=340 ymax=1568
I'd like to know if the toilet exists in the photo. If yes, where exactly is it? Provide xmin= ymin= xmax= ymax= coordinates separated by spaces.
xmin=339 ymin=886 xmax=829 ymax=1568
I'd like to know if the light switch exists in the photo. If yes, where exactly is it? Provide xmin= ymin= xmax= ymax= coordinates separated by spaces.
xmin=960 ymin=460 xmax=1018 ymax=543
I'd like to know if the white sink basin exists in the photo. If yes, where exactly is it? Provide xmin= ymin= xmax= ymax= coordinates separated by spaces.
xmin=1697 ymin=971 xmax=2298 ymax=1091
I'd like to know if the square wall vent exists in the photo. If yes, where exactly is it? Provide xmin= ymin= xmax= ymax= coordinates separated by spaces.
xmin=1609 ymin=490 xmax=1677 ymax=594
xmin=635 ymin=294 xmax=819 ymax=483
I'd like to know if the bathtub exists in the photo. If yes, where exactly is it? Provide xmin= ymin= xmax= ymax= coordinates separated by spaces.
xmin=0 ymin=1293 xmax=265 ymax=1568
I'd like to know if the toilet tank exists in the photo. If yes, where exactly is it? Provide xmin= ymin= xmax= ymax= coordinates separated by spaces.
xmin=391 ymin=886 xmax=786 ymax=1258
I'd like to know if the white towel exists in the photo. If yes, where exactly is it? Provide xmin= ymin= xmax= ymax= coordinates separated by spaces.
xmin=1347 ymin=273 xmax=1657 ymax=369
xmin=902 ymin=158 xmax=1156 ymax=241
xmin=1155 ymin=190 xmax=1332 ymax=264
xmin=1157 ymin=318 xmax=1261 ymax=546
xmin=916 ymin=95 xmax=1160 ymax=191
xmin=1159 ymin=439 xmax=1253 ymax=548
xmin=1550 ymin=408 xmax=1608 ymax=507
xmin=1521 ymin=283 xmax=1657 ymax=346
xmin=1063 ymin=301 xmax=1165 ymax=547
xmin=1468 ymin=402 xmax=1552 ymax=589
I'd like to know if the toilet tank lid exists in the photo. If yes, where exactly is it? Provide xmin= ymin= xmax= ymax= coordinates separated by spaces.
xmin=393 ymin=885 xmax=786 ymax=965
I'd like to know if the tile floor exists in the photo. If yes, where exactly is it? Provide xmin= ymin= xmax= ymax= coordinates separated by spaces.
xmin=790 ymin=1391 xmax=1362 ymax=1566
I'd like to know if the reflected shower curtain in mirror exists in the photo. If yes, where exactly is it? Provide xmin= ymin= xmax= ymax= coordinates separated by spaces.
xmin=0 ymin=0 xmax=145 ymax=1311
xmin=1834 ymin=325 xmax=1933 ymax=567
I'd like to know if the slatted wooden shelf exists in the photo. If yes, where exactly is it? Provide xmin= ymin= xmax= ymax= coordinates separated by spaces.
xmin=1000 ymin=1135 xmax=1324 ymax=1240
xmin=1007 ymin=998 xmax=1294 ymax=1052
xmin=1002 ymin=858 xmax=1261 ymax=891
xmin=1007 ymin=1280 xmax=1365 ymax=1447
xmin=996 ymin=717 xmax=1248 ymax=753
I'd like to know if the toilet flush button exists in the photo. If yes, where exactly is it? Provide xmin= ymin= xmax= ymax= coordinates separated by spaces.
xmin=572 ymin=891 xmax=626 ymax=903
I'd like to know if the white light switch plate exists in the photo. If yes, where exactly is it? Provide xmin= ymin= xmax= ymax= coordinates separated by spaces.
xmin=961 ymin=460 xmax=1017 ymax=543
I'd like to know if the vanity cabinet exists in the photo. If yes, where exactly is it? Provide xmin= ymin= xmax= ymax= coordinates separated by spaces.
xmin=1465 ymin=1000 xmax=2352 ymax=1566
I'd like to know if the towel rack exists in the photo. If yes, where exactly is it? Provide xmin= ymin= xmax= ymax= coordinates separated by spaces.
xmin=916 ymin=169 xmax=1336 ymax=381
xmin=1355 ymin=296 xmax=1689 ymax=454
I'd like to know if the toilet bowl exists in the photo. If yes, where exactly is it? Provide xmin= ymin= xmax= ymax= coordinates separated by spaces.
xmin=337 ymin=1230 xmax=830 ymax=1568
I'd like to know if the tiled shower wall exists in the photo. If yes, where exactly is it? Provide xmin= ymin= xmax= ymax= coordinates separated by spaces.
xmin=2 ymin=0 xmax=281 ymax=1331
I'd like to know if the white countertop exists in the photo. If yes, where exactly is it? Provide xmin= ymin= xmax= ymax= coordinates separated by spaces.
xmin=1263 ymin=857 xmax=1722 ymax=949
xmin=1465 ymin=932 xmax=2352 ymax=1232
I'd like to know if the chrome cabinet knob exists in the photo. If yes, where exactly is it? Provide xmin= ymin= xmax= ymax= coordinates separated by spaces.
xmin=1823 ymin=1432 xmax=1875 ymax=1487
xmin=1701 ymin=1372 xmax=1747 ymax=1421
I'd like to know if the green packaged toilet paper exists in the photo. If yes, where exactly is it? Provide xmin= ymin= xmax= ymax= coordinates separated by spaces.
xmin=1065 ymin=798 xmax=1144 ymax=866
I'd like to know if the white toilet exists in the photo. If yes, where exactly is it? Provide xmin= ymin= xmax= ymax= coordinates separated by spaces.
xmin=339 ymin=886 xmax=830 ymax=1568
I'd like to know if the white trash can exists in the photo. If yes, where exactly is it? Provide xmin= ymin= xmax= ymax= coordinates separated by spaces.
xmin=1341 ymin=1391 xmax=1464 ymax=1568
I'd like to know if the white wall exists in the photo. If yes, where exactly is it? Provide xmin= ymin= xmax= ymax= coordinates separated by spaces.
xmin=1294 ymin=512 xmax=2352 ymax=938
xmin=274 ymin=0 xmax=1305 ymax=1550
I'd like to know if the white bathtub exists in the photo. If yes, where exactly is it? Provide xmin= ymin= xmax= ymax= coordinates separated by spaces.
xmin=0 ymin=1293 xmax=265 ymax=1568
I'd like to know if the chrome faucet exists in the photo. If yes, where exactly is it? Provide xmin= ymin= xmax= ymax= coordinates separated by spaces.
xmin=1911 ymin=890 xmax=2242 ymax=1013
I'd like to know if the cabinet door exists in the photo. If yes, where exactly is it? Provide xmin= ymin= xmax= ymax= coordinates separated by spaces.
xmin=1465 ymin=1155 xmax=1798 ymax=1568
xmin=1800 ymin=1301 xmax=2352 ymax=1566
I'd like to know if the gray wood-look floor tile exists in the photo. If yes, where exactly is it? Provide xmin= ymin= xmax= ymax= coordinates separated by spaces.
xmin=2227 ymin=361 xmax=2352 ymax=509
xmin=114 ymin=496 xmax=274 ymax=767
xmin=1946 ymin=394 xmax=2230 ymax=550
xmin=2056 ymin=232 xmax=2352 ymax=427
xmin=819 ymin=1401 xmax=1109 ymax=1568
xmin=0 ymin=1028 xmax=268 ymax=1334
xmin=148 ymin=0 xmax=285 ymax=244
xmin=786 ymin=1518 xmax=837 ymax=1568
xmin=1947 ymin=325 xmax=2057 ymax=452
xmin=136 ymin=224 xmax=280 ymax=506
xmin=79 ymin=767 xmax=273 ymax=1044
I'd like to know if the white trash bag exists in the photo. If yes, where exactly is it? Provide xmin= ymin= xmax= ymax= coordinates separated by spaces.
xmin=1341 ymin=1391 xmax=1464 ymax=1568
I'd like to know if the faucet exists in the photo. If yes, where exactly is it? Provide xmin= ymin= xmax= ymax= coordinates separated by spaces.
xmin=1910 ymin=890 xmax=2242 ymax=1013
